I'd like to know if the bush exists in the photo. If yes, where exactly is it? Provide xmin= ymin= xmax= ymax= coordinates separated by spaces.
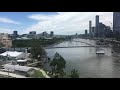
xmin=30 ymin=70 xmax=45 ymax=78
xmin=70 ymin=69 xmax=79 ymax=78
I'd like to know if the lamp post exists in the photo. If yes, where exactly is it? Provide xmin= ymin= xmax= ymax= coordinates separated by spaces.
xmin=8 ymin=69 xmax=9 ymax=78
xmin=38 ymin=55 xmax=40 ymax=67
xmin=6 ymin=53 xmax=9 ymax=78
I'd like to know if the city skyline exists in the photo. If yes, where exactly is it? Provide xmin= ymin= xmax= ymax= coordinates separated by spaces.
xmin=0 ymin=12 xmax=113 ymax=35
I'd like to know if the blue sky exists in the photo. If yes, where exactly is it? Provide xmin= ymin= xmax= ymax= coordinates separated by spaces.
xmin=0 ymin=12 xmax=113 ymax=35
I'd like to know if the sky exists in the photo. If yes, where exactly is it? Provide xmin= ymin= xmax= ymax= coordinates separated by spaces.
xmin=0 ymin=12 xmax=113 ymax=35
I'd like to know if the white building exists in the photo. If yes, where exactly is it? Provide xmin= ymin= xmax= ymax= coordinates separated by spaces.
xmin=4 ymin=64 xmax=35 ymax=76
xmin=17 ymin=59 xmax=27 ymax=66
xmin=0 ymin=51 xmax=27 ymax=60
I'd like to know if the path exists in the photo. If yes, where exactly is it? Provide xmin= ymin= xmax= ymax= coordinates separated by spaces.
xmin=34 ymin=68 xmax=50 ymax=78
xmin=0 ymin=71 xmax=27 ymax=78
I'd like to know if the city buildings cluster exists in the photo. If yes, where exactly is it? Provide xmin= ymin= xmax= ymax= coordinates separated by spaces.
xmin=84 ymin=15 xmax=113 ymax=38
xmin=9 ymin=31 xmax=55 ymax=40
xmin=1 ymin=12 xmax=120 ymax=48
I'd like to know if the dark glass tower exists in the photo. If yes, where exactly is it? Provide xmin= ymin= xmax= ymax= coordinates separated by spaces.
xmin=113 ymin=12 xmax=120 ymax=35
xmin=89 ymin=21 xmax=92 ymax=37
xmin=96 ymin=15 xmax=99 ymax=38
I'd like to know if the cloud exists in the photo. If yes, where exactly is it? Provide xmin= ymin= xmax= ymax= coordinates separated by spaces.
xmin=25 ymin=12 xmax=113 ymax=35
xmin=0 ymin=28 xmax=13 ymax=34
xmin=28 ymin=14 xmax=56 ymax=21
xmin=0 ymin=17 xmax=21 ymax=25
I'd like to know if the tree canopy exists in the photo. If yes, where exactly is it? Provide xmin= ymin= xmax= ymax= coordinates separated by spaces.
xmin=70 ymin=69 xmax=79 ymax=78
xmin=30 ymin=44 xmax=46 ymax=62
xmin=12 ymin=38 xmax=65 ymax=48
xmin=50 ymin=52 xmax=66 ymax=78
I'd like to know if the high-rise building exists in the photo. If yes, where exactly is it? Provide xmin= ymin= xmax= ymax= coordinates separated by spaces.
xmin=29 ymin=31 xmax=36 ymax=35
xmin=89 ymin=21 xmax=92 ymax=37
xmin=98 ymin=22 xmax=106 ymax=38
xmin=113 ymin=12 xmax=120 ymax=38
xmin=50 ymin=31 xmax=54 ymax=37
xmin=85 ymin=30 xmax=88 ymax=37
xmin=95 ymin=15 xmax=99 ymax=38
xmin=13 ymin=31 xmax=18 ymax=36
xmin=42 ymin=31 xmax=48 ymax=37
xmin=91 ymin=27 xmax=96 ymax=37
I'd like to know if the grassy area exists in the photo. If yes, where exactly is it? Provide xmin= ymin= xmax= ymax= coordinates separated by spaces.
xmin=30 ymin=70 xmax=45 ymax=78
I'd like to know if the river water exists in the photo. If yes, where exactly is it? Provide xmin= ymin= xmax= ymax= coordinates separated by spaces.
xmin=45 ymin=38 xmax=120 ymax=78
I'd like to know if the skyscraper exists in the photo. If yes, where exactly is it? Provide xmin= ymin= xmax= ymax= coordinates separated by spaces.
xmin=91 ymin=27 xmax=96 ymax=37
xmin=99 ymin=22 xmax=106 ymax=38
xmin=29 ymin=31 xmax=36 ymax=35
xmin=50 ymin=31 xmax=54 ymax=37
xmin=96 ymin=15 xmax=99 ymax=38
xmin=13 ymin=31 xmax=18 ymax=36
xmin=85 ymin=30 xmax=88 ymax=37
xmin=89 ymin=21 xmax=92 ymax=37
xmin=113 ymin=12 xmax=120 ymax=38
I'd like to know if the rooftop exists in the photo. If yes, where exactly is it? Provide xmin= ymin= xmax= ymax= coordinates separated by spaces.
xmin=0 ymin=51 xmax=23 ymax=57
xmin=4 ymin=64 xmax=34 ymax=72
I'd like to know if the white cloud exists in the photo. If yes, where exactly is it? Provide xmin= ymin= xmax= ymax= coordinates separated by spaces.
xmin=0 ymin=17 xmax=21 ymax=25
xmin=25 ymin=12 xmax=113 ymax=35
xmin=0 ymin=28 xmax=13 ymax=34
xmin=28 ymin=14 xmax=56 ymax=21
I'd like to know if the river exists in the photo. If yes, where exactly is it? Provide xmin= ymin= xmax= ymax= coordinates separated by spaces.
xmin=45 ymin=38 xmax=120 ymax=78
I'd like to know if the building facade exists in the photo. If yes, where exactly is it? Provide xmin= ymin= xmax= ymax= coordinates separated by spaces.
xmin=29 ymin=31 xmax=36 ymax=35
xmin=85 ymin=30 xmax=88 ymax=37
xmin=91 ymin=27 xmax=96 ymax=38
xmin=50 ymin=31 xmax=54 ymax=37
xmin=13 ymin=31 xmax=18 ymax=36
xmin=98 ymin=22 xmax=106 ymax=38
xmin=113 ymin=12 xmax=120 ymax=38
xmin=95 ymin=15 xmax=99 ymax=38
xmin=89 ymin=21 xmax=92 ymax=37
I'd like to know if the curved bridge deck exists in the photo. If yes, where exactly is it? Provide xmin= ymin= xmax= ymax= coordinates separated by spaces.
xmin=45 ymin=46 xmax=95 ymax=49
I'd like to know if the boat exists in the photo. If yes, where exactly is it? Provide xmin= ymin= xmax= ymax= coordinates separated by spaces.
xmin=111 ymin=50 xmax=115 ymax=53
xmin=96 ymin=46 xmax=105 ymax=54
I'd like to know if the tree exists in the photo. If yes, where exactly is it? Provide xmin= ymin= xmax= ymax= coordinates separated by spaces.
xmin=30 ymin=44 xmax=46 ymax=65
xmin=0 ymin=43 xmax=4 ymax=47
xmin=70 ymin=69 xmax=79 ymax=78
xmin=50 ymin=52 xmax=66 ymax=78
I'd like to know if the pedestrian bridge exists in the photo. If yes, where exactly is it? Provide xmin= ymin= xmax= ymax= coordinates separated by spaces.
xmin=45 ymin=40 xmax=96 ymax=49
xmin=46 ymin=46 xmax=95 ymax=49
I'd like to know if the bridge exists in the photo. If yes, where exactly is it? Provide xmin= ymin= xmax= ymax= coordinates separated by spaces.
xmin=45 ymin=39 xmax=97 ymax=49
xmin=45 ymin=46 xmax=95 ymax=49
xmin=72 ymin=40 xmax=95 ymax=46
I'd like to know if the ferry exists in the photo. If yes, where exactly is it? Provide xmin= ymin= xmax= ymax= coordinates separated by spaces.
xmin=96 ymin=46 xmax=105 ymax=54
